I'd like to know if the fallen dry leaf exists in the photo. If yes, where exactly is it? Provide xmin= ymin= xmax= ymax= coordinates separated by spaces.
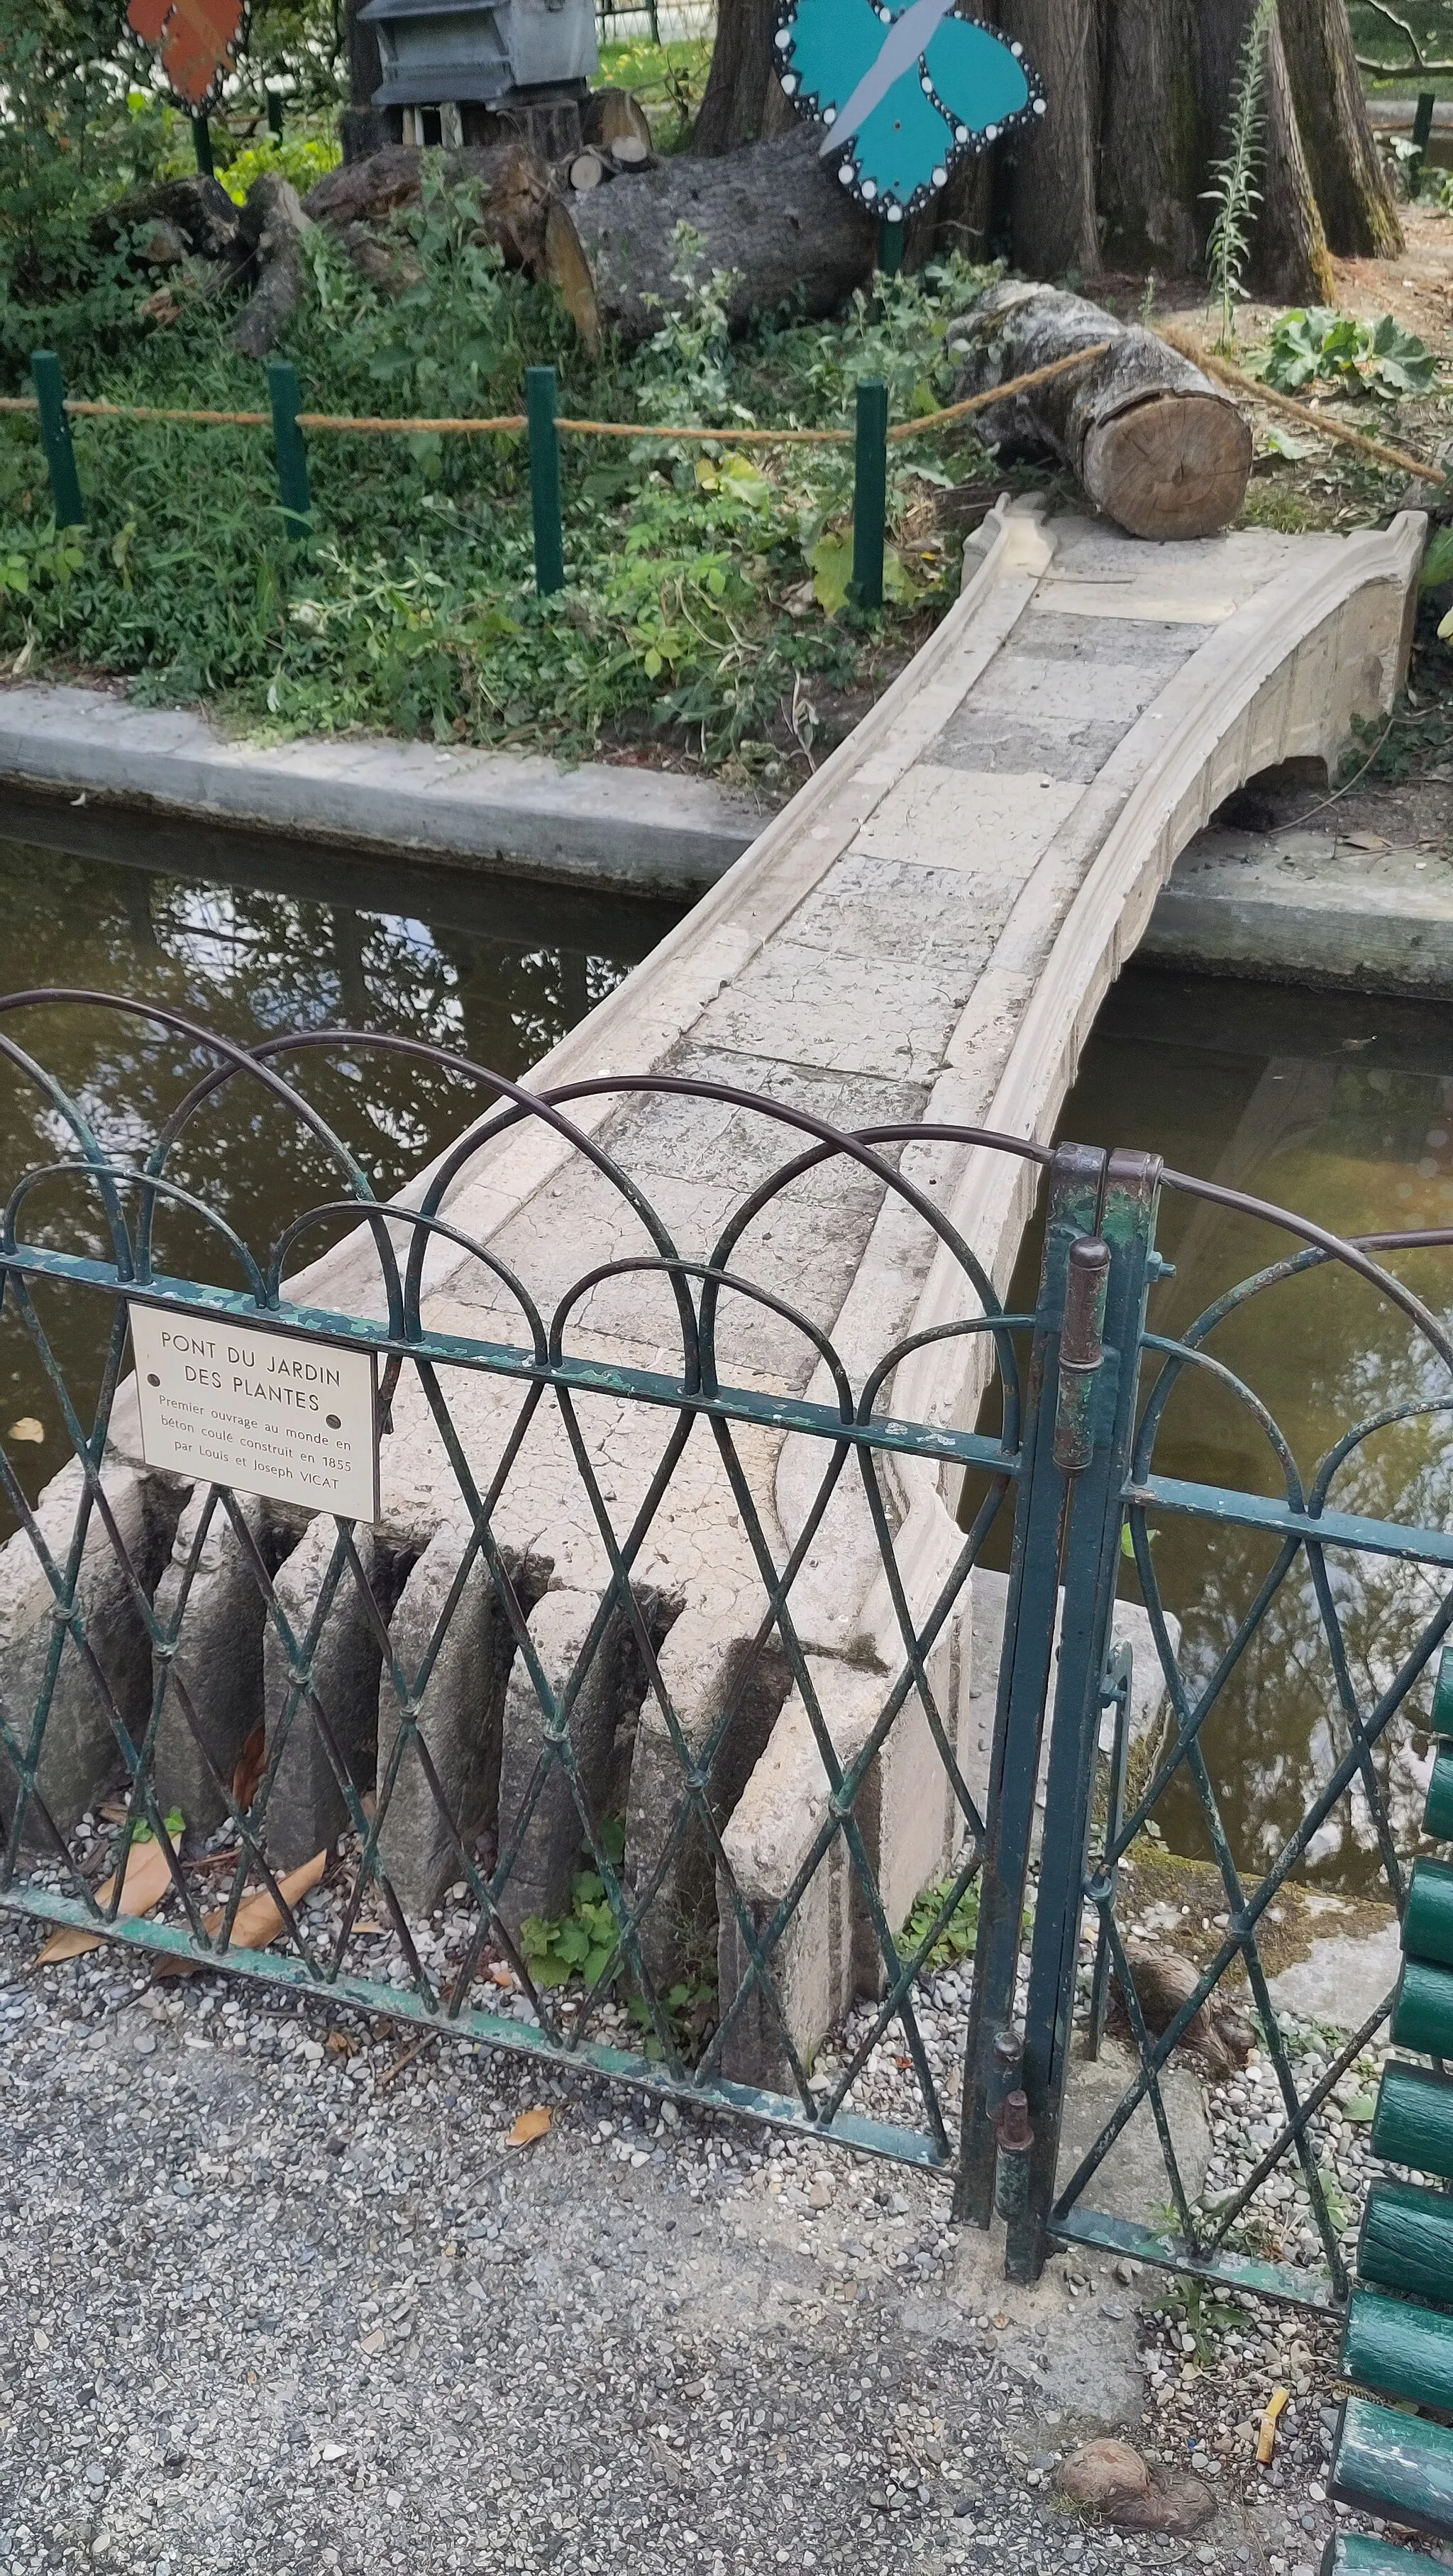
xmin=153 ymin=1850 xmax=327 ymax=1980
xmin=7 ymin=1417 xmax=44 ymax=1445
xmin=37 ymin=1832 xmax=178 ymax=1963
xmin=232 ymin=1720 xmax=267 ymax=1811
xmin=507 ymin=2106 xmax=553 ymax=2148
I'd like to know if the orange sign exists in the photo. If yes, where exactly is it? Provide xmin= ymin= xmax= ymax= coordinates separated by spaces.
xmin=127 ymin=0 xmax=244 ymax=107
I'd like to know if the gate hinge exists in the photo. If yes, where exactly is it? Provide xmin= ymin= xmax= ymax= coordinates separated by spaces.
xmin=1052 ymin=1234 xmax=1111 ymax=1475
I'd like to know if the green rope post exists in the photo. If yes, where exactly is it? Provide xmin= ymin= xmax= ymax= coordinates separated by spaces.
xmin=852 ymin=377 xmax=888 ymax=612
xmin=29 ymin=352 xmax=84 ymax=528
xmin=877 ymin=218 xmax=905 ymax=278
xmin=1411 ymin=90 xmax=1437 ymax=192
xmin=526 ymin=365 xmax=565 ymax=596
xmin=266 ymin=358 xmax=312 ymax=539
xmin=192 ymin=114 xmax=214 ymax=176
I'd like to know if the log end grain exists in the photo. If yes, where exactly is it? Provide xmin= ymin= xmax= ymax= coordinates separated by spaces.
xmin=1083 ymin=390 xmax=1253 ymax=541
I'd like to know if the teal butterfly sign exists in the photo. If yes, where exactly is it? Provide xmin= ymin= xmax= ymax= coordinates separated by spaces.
xmin=775 ymin=0 xmax=1046 ymax=224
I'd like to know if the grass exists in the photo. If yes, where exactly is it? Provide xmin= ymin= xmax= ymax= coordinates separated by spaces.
xmin=0 ymin=175 xmax=1005 ymax=792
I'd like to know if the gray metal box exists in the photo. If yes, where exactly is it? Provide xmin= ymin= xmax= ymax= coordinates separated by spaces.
xmin=360 ymin=0 xmax=598 ymax=109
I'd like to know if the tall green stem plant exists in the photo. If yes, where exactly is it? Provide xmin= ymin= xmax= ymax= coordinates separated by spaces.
xmin=1204 ymin=0 xmax=1278 ymax=352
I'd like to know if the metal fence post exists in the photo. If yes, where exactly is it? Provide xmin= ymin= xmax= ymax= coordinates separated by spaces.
xmin=267 ymin=359 xmax=312 ymax=539
xmin=29 ymin=353 xmax=84 ymax=529
xmin=852 ymin=378 xmax=888 ymax=612
xmin=877 ymin=219 xmax=905 ymax=278
xmin=956 ymin=1142 xmax=1107 ymax=2228
xmin=1411 ymin=90 xmax=1437 ymax=191
xmin=1004 ymin=1149 xmax=1161 ymax=2283
xmin=526 ymin=365 xmax=565 ymax=597
xmin=192 ymin=114 xmax=214 ymax=177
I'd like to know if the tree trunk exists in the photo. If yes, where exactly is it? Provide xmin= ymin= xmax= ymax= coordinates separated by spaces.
xmin=570 ymin=125 xmax=877 ymax=346
xmin=1197 ymin=0 xmax=1335 ymax=300
xmin=949 ymin=280 xmax=1252 ymax=538
xmin=693 ymin=0 xmax=795 ymax=155
xmin=304 ymin=140 xmax=556 ymax=273
xmin=999 ymin=0 xmax=1102 ymax=277
xmin=1100 ymin=0 xmax=1205 ymax=272
xmin=341 ymin=0 xmax=389 ymax=162
xmin=1278 ymin=0 xmax=1403 ymax=255
xmin=691 ymin=0 xmax=1395 ymax=299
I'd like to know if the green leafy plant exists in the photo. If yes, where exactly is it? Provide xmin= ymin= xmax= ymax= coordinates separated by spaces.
xmin=518 ymin=1819 xmax=716 ymax=2060
xmin=1203 ymin=0 xmax=1277 ymax=350
xmin=1421 ymin=522 xmax=1453 ymax=597
xmin=899 ymin=1874 xmax=981 ymax=1969
xmin=219 ymin=131 xmax=341 ymax=206
xmin=1251 ymin=305 xmax=1439 ymax=399
xmin=131 ymin=1805 xmax=185 ymax=1842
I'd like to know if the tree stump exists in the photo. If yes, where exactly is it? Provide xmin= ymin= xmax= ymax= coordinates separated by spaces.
xmin=949 ymin=280 xmax=1253 ymax=542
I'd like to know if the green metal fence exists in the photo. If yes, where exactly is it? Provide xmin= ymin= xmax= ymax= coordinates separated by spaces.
xmin=1 ymin=993 xmax=1452 ymax=2321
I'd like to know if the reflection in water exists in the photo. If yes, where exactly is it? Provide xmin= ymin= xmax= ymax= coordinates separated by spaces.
xmin=1009 ymin=969 xmax=1453 ymax=1896
xmin=0 ymin=802 xmax=680 ymax=1516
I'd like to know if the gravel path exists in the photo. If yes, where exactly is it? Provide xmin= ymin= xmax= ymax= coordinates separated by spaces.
xmin=2 ymin=1913 xmax=1416 ymax=2576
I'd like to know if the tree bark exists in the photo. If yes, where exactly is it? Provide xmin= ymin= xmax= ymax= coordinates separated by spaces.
xmin=233 ymin=172 xmax=311 ymax=359
xmin=1278 ymin=0 xmax=1403 ymax=255
xmin=1198 ymin=0 xmax=1335 ymax=300
xmin=570 ymin=125 xmax=877 ymax=346
xmin=949 ymin=279 xmax=1252 ymax=538
xmin=693 ymin=0 xmax=784 ymax=154
xmin=341 ymin=0 xmax=389 ymax=162
xmin=304 ymin=140 xmax=556 ymax=274
xmin=998 ymin=0 xmax=1102 ymax=277
xmin=1100 ymin=0 xmax=1205 ymax=272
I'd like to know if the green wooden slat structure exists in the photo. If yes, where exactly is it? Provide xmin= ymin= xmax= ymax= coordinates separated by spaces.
xmin=1322 ymin=2536 xmax=1438 ymax=2574
xmin=1371 ymin=2060 xmax=1453 ymax=2179
xmin=1359 ymin=2176 xmax=1453 ymax=2306
xmin=1330 ymin=2393 xmax=1453 ymax=2536
xmin=1390 ymin=1956 xmax=1453 ymax=2057
xmin=1404 ymin=1857 xmax=1453 ymax=1969
xmin=1427 ymin=1743 xmax=1453 ymax=1842
xmin=1343 ymin=2284 xmax=1453 ymax=2413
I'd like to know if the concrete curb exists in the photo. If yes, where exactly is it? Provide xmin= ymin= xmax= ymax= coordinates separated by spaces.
xmin=0 ymin=680 xmax=761 ymax=898
xmin=1144 ymin=823 xmax=1453 ymax=996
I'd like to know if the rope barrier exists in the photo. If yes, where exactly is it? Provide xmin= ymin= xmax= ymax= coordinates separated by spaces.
xmin=1159 ymin=322 xmax=1452 ymax=488
xmin=0 ymin=339 xmax=1109 ymax=447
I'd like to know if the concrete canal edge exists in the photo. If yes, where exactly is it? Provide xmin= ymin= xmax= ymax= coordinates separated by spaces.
xmin=1 ymin=672 xmax=1449 ymax=994
xmin=0 ymin=679 xmax=759 ymax=902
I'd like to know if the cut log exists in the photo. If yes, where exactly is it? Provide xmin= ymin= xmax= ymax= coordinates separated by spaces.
xmin=304 ymin=140 xmax=556 ymax=275
xmin=581 ymin=86 xmax=653 ymax=154
xmin=544 ymin=196 xmax=600 ymax=349
xmin=947 ymin=280 xmax=1253 ymax=542
xmin=569 ymin=123 xmax=875 ymax=348
xmin=233 ymin=172 xmax=311 ymax=360
xmin=95 ymin=172 xmax=245 ymax=271
xmin=608 ymin=136 xmax=651 ymax=171
xmin=568 ymin=150 xmax=607 ymax=192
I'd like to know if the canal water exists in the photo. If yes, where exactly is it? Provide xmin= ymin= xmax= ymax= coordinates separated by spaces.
xmin=1000 ymin=966 xmax=1453 ymax=1897
xmin=0 ymin=795 xmax=680 ymax=1518
xmin=1 ymin=798 xmax=1449 ymax=1891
